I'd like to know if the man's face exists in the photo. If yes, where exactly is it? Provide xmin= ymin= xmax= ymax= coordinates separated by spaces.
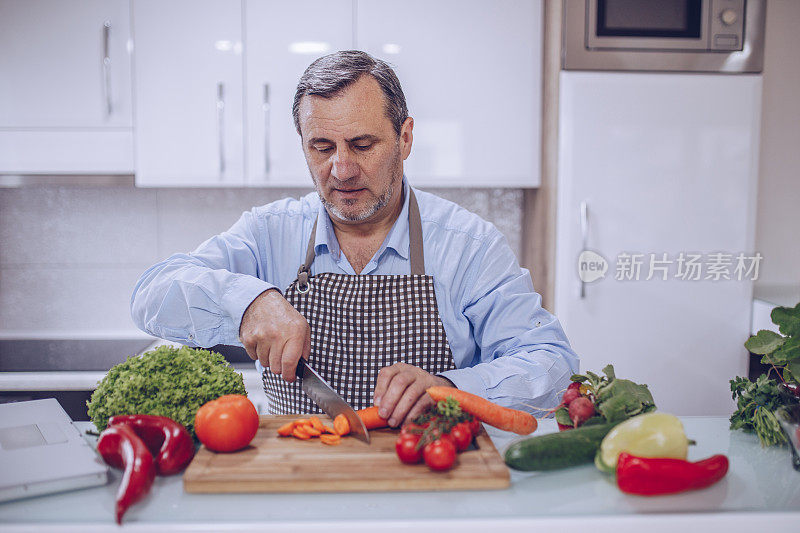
xmin=297 ymin=75 xmax=413 ymax=225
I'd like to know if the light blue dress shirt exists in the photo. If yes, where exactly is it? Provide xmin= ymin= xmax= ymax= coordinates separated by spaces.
xmin=131 ymin=179 xmax=579 ymax=411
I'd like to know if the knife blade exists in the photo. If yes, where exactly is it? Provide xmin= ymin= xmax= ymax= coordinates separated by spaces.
xmin=296 ymin=358 xmax=370 ymax=444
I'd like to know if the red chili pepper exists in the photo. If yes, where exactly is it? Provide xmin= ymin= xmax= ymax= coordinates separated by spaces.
xmin=108 ymin=414 xmax=195 ymax=475
xmin=616 ymin=452 xmax=729 ymax=496
xmin=96 ymin=424 xmax=156 ymax=524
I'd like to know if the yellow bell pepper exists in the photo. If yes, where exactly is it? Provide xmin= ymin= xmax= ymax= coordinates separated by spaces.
xmin=595 ymin=412 xmax=690 ymax=473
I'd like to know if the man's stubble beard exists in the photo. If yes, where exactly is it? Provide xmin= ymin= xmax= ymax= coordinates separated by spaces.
xmin=312 ymin=145 xmax=403 ymax=223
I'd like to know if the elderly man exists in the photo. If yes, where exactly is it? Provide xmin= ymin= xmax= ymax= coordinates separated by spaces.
xmin=131 ymin=50 xmax=578 ymax=427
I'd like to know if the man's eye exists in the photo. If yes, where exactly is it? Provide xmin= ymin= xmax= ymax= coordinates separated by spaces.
xmin=354 ymin=144 xmax=372 ymax=151
xmin=315 ymin=146 xmax=333 ymax=153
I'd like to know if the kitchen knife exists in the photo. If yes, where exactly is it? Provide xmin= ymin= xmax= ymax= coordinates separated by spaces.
xmin=296 ymin=358 xmax=370 ymax=444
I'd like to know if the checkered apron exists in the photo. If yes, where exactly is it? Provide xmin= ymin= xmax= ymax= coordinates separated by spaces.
xmin=262 ymin=189 xmax=455 ymax=414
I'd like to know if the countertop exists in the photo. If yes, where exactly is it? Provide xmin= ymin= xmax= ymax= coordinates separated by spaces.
xmin=0 ymin=417 xmax=798 ymax=532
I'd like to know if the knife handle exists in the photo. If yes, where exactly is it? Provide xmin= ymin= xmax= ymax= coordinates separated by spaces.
xmin=295 ymin=358 xmax=307 ymax=380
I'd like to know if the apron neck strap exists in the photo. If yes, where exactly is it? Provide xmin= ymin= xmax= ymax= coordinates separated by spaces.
xmin=300 ymin=187 xmax=426 ymax=277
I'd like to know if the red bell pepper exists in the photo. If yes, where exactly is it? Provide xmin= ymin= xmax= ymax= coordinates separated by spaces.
xmin=108 ymin=414 xmax=195 ymax=475
xmin=96 ymin=424 xmax=156 ymax=524
xmin=616 ymin=452 xmax=729 ymax=496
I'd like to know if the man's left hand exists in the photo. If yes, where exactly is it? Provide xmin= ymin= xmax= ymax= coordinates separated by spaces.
xmin=373 ymin=362 xmax=454 ymax=427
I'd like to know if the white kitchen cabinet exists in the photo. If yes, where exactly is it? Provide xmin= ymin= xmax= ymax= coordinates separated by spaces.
xmin=554 ymin=72 xmax=762 ymax=416
xmin=356 ymin=0 xmax=542 ymax=187
xmin=133 ymin=0 xmax=245 ymax=187
xmin=0 ymin=0 xmax=133 ymax=173
xmin=244 ymin=0 xmax=352 ymax=187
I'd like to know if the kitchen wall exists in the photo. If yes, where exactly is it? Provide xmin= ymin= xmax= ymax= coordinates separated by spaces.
xmin=0 ymin=185 xmax=523 ymax=337
xmin=755 ymin=0 xmax=800 ymax=287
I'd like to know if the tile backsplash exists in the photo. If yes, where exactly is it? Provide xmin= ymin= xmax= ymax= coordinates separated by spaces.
xmin=0 ymin=185 xmax=522 ymax=337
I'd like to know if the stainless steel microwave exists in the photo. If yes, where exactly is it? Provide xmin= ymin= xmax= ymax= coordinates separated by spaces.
xmin=563 ymin=0 xmax=766 ymax=72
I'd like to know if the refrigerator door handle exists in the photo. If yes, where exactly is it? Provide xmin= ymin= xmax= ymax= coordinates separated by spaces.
xmin=263 ymin=84 xmax=271 ymax=176
xmin=102 ymin=21 xmax=112 ymax=117
xmin=216 ymin=82 xmax=226 ymax=178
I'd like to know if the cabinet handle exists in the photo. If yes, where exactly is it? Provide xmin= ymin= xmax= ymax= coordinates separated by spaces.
xmin=102 ymin=21 xmax=112 ymax=117
xmin=217 ymin=82 xmax=226 ymax=178
xmin=580 ymin=200 xmax=589 ymax=299
xmin=263 ymin=84 xmax=271 ymax=176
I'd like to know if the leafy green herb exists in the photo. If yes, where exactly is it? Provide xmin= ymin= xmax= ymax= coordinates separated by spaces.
xmin=569 ymin=364 xmax=656 ymax=423
xmin=730 ymin=374 xmax=787 ymax=447
xmin=745 ymin=302 xmax=800 ymax=384
xmin=87 ymin=345 xmax=246 ymax=438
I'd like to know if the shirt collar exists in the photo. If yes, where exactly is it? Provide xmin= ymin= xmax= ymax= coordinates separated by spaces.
xmin=314 ymin=177 xmax=411 ymax=261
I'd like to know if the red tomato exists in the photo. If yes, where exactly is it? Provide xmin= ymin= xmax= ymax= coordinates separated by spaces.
xmin=437 ymin=431 xmax=456 ymax=447
xmin=449 ymin=422 xmax=472 ymax=452
xmin=468 ymin=417 xmax=481 ymax=437
xmin=194 ymin=394 xmax=259 ymax=452
xmin=395 ymin=433 xmax=423 ymax=464
xmin=423 ymin=438 xmax=456 ymax=471
xmin=400 ymin=422 xmax=427 ymax=436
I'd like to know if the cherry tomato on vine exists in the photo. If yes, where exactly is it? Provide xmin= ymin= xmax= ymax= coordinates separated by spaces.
xmin=468 ymin=417 xmax=481 ymax=437
xmin=449 ymin=422 xmax=472 ymax=452
xmin=401 ymin=422 xmax=428 ymax=436
xmin=423 ymin=438 xmax=456 ymax=471
xmin=395 ymin=433 xmax=423 ymax=464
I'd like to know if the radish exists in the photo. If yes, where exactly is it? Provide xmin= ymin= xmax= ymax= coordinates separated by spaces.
xmin=567 ymin=397 xmax=595 ymax=428
xmin=561 ymin=388 xmax=581 ymax=406
xmin=567 ymin=382 xmax=581 ymax=391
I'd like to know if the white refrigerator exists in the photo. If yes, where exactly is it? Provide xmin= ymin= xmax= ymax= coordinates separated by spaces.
xmin=554 ymin=71 xmax=762 ymax=415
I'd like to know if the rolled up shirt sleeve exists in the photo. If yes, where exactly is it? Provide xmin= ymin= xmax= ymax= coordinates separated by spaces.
xmin=438 ymin=229 xmax=580 ymax=413
xmin=130 ymin=209 xmax=276 ymax=348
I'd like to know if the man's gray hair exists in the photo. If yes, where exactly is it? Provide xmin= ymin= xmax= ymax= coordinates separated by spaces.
xmin=292 ymin=50 xmax=408 ymax=137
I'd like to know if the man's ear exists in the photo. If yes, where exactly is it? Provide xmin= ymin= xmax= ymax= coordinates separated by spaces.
xmin=399 ymin=116 xmax=414 ymax=160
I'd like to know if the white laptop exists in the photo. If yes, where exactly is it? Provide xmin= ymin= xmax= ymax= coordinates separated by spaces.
xmin=0 ymin=398 xmax=108 ymax=502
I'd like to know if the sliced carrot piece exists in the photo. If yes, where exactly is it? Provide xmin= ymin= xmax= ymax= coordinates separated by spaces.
xmin=309 ymin=416 xmax=324 ymax=431
xmin=296 ymin=418 xmax=312 ymax=427
xmin=277 ymin=421 xmax=295 ymax=436
xmin=321 ymin=425 xmax=336 ymax=434
xmin=333 ymin=414 xmax=350 ymax=436
xmin=292 ymin=426 xmax=311 ymax=440
xmin=304 ymin=425 xmax=322 ymax=437
xmin=320 ymin=434 xmax=341 ymax=445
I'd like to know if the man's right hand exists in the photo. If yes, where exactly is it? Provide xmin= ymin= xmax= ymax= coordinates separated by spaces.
xmin=239 ymin=289 xmax=311 ymax=382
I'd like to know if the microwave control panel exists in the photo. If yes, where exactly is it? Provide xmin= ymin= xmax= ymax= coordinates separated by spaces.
xmin=710 ymin=0 xmax=745 ymax=51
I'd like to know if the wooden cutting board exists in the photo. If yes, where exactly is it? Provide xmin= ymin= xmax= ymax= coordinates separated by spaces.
xmin=183 ymin=415 xmax=510 ymax=493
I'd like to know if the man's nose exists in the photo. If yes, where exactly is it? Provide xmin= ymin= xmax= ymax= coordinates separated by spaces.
xmin=331 ymin=149 xmax=359 ymax=180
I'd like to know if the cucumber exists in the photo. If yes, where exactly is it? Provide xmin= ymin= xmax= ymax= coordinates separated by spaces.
xmin=504 ymin=422 xmax=619 ymax=471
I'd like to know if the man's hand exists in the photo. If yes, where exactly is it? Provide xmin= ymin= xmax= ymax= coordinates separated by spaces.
xmin=239 ymin=289 xmax=310 ymax=382
xmin=373 ymin=362 xmax=454 ymax=427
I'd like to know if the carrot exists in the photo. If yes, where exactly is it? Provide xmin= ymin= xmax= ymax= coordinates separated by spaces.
xmin=292 ymin=426 xmax=312 ymax=440
xmin=277 ymin=421 xmax=295 ymax=436
xmin=309 ymin=416 xmax=324 ymax=431
xmin=333 ymin=414 xmax=350 ymax=436
xmin=321 ymin=425 xmax=336 ymax=434
xmin=356 ymin=406 xmax=389 ymax=429
xmin=426 ymin=386 xmax=538 ymax=435
xmin=304 ymin=425 xmax=322 ymax=437
xmin=320 ymin=434 xmax=341 ymax=445
xmin=295 ymin=418 xmax=312 ymax=427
